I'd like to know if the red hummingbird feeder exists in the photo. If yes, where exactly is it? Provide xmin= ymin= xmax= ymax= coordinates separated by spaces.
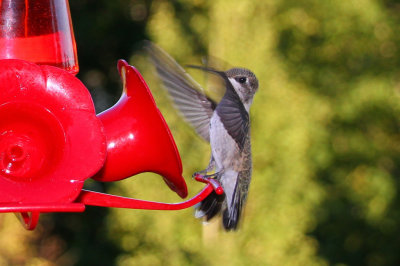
xmin=0 ymin=0 xmax=223 ymax=230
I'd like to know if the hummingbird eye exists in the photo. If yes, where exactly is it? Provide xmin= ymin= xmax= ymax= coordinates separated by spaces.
xmin=236 ymin=77 xmax=247 ymax=84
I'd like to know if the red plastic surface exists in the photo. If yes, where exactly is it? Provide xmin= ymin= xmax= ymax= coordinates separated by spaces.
xmin=0 ymin=0 xmax=220 ymax=230
xmin=0 ymin=58 xmax=223 ymax=230
xmin=16 ymin=212 xmax=40 ymax=230
xmin=0 ymin=175 xmax=223 ymax=230
xmin=93 ymin=60 xmax=188 ymax=198
xmin=77 ymin=174 xmax=223 ymax=210
xmin=0 ymin=175 xmax=222 ymax=230
xmin=0 ymin=0 xmax=78 ymax=74
xmin=0 ymin=59 xmax=106 ymax=204
xmin=6 ymin=204 xmax=85 ymax=230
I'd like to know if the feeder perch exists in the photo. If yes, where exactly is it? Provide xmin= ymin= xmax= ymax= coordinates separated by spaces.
xmin=0 ymin=0 xmax=223 ymax=230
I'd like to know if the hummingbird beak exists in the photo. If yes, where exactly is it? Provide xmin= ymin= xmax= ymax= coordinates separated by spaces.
xmin=186 ymin=65 xmax=224 ymax=76
xmin=186 ymin=65 xmax=235 ymax=92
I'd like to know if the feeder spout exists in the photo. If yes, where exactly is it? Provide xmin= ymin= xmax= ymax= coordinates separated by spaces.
xmin=93 ymin=60 xmax=188 ymax=198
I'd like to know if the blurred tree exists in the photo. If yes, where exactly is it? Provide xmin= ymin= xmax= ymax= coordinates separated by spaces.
xmin=110 ymin=0 xmax=400 ymax=265
xmin=110 ymin=0 xmax=326 ymax=265
xmin=271 ymin=0 xmax=400 ymax=265
xmin=71 ymin=0 xmax=153 ymax=113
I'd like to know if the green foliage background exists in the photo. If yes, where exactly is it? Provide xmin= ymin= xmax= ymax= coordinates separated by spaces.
xmin=1 ymin=0 xmax=400 ymax=265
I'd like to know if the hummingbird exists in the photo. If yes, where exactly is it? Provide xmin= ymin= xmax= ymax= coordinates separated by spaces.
xmin=145 ymin=42 xmax=259 ymax=230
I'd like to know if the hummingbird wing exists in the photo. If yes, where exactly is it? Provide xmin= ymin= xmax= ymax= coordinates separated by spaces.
xmin=216 ymin=91 xmax=249 ymax=151
xmin=145 ymin=42 xmax=217 ymax=142
xmin=185 ymin=65 xmax=250 ymax=151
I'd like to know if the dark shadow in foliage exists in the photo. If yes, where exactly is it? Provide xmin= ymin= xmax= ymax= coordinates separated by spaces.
xmin=71 ymin=0 xmax=153 ymax=112
xmin=310 ymin=103 xmax=400 ymax=266
xmin=272 ymin=0 xmax=400 ymax=265
xmin=50 ymin=207 xmax=122 ymax=266
xmin=310 ymin=195 xmax=400 ymax=266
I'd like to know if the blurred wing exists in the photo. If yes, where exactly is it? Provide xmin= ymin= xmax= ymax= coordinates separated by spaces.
xmin=145 ymin=42 xmax=216 ymax=142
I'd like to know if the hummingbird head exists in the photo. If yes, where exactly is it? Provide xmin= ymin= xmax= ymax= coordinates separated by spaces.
xmin=226 ymin=68 xmax=259 ymax=110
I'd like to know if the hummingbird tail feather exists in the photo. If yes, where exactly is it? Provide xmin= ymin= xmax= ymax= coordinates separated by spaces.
xmin=195 ymin=190 xmax=225 ymax=221
xmin=222 ymin=183 xmax=243 ymax=231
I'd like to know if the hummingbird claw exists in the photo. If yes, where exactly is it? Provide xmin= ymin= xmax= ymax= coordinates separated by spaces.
xmin=192 ymin=170 xmax=207 ymax=178
xmin=192 ymin=170 xmax=220 ymax=179
xmin=193 ymin=173 xmax=224 ymax=195
xmin=203 ymin=172 xmax=220 ymax=179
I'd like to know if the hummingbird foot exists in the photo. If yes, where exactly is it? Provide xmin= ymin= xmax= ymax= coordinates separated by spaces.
xmin=192 ymin=170 xmax=208 ymax=178
xmin=193 ymin=173 xmax=224 ymax=195
xmin=192 ymin=171 xmax=221 ymax=180
xmin=203 ymin=172 xmax=221 ymax=179
xmin=191 ymin=156 xmax=217 ymax=179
